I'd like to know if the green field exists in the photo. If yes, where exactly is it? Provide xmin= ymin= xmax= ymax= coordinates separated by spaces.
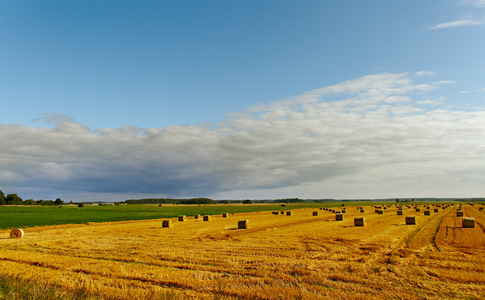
xmin=0 ymin=201 xmax=424 ymax=230
xmin=0 ymin=203 xmax=316 ymax=230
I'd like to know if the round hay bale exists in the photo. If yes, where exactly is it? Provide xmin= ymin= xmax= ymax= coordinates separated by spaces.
xmin=360 ymin=209 xmax=365 ymax=213
xmin=203 ymin=215 xmax=211 ymax=221
xmin=424 ymin=210 xmax=431 ymax=216
xmin=479 ymin=207 xmax=484 ymax=211
xmin=405 ymin=216 xmax=416 ymax=225
xmin=415 ymin=208 xmax=421 ymax=212
xmin=462 ymin=217 xmax=475 ymax=228
xmin=397 ymin=210 xmax=403 ymax=215
xmin=162 ymin=220 xmax=173 ymax=228
xmin=238 ymin=220 xmax=250 ymax=229
xmin=10 ymin=228 xmax=24 ymax=239
xmin=280 ymin=211 xmax=285 ymax=215
xmin=194 ymin=214 xmax=201 ymax=219
xmin=335 ymin=213 xmax=343 ymax=221
xmin=272 ymin=211 xmax=279 ymax=215
xmin=222 ymin=213 xmax=228 ymax=218
xmin=312 ymin=211 xmax=319 ymax=216
xmin=434 ymin=208 xmax=439 ymax=213
xmin=178 ymin=215 xmax=186 ymax=222
xmin=457 ymin=211 xmax=464 ymax=217
xmin=286 ymin=211 xmax=292 ymax=216
xmin=354 ymin=217 xmax=365 ymax=227
xmin=376 ymin=209 xmax=383 ymax=214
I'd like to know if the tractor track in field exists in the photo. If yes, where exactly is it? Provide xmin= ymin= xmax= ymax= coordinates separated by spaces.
xmin=405 ymin=207 xmax=452 ymax=252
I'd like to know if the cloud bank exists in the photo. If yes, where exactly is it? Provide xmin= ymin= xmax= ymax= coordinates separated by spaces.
xmin=1 ymin=72 xmax=485 ymax=200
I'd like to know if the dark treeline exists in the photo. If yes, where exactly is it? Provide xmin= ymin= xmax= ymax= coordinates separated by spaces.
xmin=274 ymin=198 xmax=306 ymax=203
xmin=0 ymin=190 xmax=65 ymax=206
xmin=125 ymin=198 xmax=216 ymax=205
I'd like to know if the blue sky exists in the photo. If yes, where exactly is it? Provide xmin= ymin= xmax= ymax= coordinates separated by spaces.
xmin=1 ymin=0 xmax=484 ymax=201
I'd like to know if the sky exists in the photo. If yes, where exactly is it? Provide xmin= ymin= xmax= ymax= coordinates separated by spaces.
xmin=1 ymin=0 xmax=484 ymax=202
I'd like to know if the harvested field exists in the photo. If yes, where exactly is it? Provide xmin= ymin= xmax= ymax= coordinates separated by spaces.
xmin=1 ymin=204 xmax=484 ymax=299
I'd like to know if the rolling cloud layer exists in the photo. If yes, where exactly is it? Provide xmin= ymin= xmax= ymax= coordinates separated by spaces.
xmin=1 ymin=72 xmax=484 ymax=200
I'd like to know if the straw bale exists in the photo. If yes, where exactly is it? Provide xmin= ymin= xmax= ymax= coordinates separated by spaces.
xmin=354 ymin=217 xmax=365 ymax=226
xmin=462 ymin=217 xmax=475 ymax=228
xmin=10 ymin=228 xmax=24 ymax=238
xmin=405 ymin=216 xmax=416 ymax=225
xmin=162 ymin=220 xmax=173 ymax=228
xmin=238 ymin=220 xmax=250 ymax=229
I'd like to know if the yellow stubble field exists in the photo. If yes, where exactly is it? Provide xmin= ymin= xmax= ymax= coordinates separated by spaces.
xmin=1 ymin=204 xmax=485 ymax=299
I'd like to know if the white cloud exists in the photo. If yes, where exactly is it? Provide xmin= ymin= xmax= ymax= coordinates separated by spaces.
xmin=430 ymin=19 xmax=483 ymax=30
xmin=461 ymin=0 xmax=485 ymax=7
xmin=414 ymin=71 xmax=437 ymax=77
xmin=1 ymin=72 xmax=485 ymax=201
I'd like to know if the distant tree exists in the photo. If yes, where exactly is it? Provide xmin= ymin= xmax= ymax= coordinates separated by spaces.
xmin=6 ymin=194 xmax=23 ymax=205
xmin=54 ymin=198 xmax=65 ymax=206
xmin=24 ymin=199 xmax=36 ymax=205
xmin=0 ymin=190 xmax=5 ymax=205
xmin=77 ymin=203 xmax=84 ymax=208
xmin=242 ymin=199 xmax=252 ymax=204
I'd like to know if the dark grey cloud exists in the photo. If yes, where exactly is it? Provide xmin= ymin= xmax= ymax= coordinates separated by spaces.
xmin=2 ymin=72 xmax=485 ymax=200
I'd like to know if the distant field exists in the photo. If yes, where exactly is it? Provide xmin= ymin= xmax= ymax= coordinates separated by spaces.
xmin=0 ymin=202 xmax=340 ymax=230
xmin=1 ymin=203 xmax=484 ymax=299
xmin=0 ymin=201 xmax=452 ymax=230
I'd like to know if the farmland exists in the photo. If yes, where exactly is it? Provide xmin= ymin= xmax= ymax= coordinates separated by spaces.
xmin=1 ymin=203 xmax=484 ymax=299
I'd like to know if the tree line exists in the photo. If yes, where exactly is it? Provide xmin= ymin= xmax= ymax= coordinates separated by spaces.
xmin=0 ymin=190 xmax=65 ymax=206
xmin=124 ymin=198 xmax=216 ymax=205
